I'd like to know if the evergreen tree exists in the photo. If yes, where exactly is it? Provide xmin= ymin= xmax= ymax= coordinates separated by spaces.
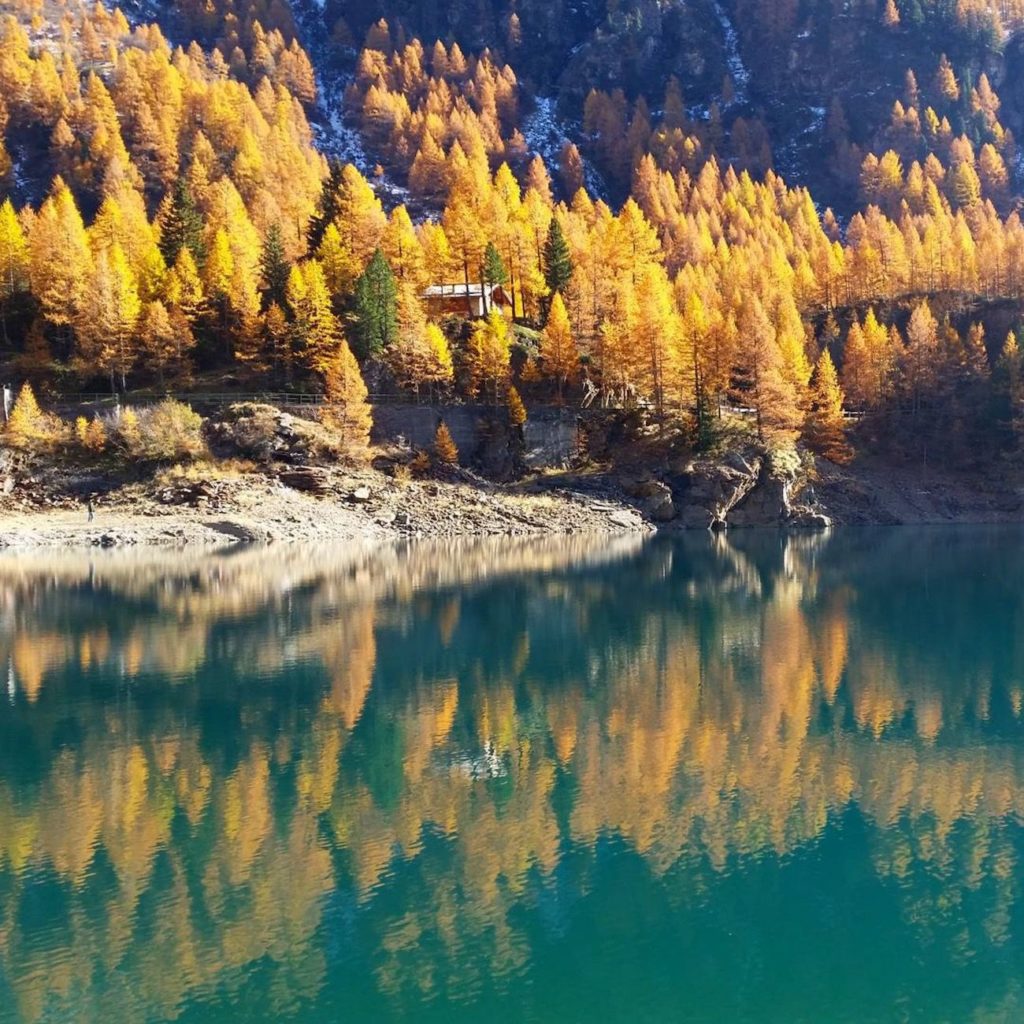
xmin=289 ymin=260 xmax=343 ymax=373
xmin=259 ymin=224 xmax=291 ymax=310
xmin=307 ymin=160 xmax=346 ymax=251
xmin=964 ymin=322 xmax=990 ymax=382
xmin=322 ymin=339 xmax=372 ymax=454
xmin=543 ymin=217 xmax=573 ymax=296
xmin=507 ymin=384 xmax=527 ymax=427
xmin=902 ymin=301 xmax=939 ymax=415
xmin=506 ymin=384 xmax=527 ymax=470
xmin=7 ymin=383 xmax=57 ymax=450
xmin=539 ymin=291 xmax=578 ymax=400
xmin=466 ymin=309 xmax=512 ymax=402
xmin=996 ymin=331 xmax=1024 ymax=448
xmin=482 ymin=240 xmax=508 ymax=312
xmin=140 ymin=300 xmax=194 ymax=384
xmin=352 ymin=248 xmax=398 ymax=360
xmin=158 ymin=177 xmax=205 ymax=267
xmin=0 ymin=198 xmax=28 ymax=344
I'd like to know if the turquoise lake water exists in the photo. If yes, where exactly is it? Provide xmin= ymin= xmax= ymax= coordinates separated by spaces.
xmin=1 ymin=528 xmax=1024 ymax=1023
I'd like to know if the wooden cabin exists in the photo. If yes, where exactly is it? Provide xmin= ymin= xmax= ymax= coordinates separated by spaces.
xmin=422 ymin=283 xmax=513 ymax=319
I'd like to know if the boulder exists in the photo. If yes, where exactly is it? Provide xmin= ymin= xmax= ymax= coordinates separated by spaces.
xmin=609 ymin=510 xmax=640 ymax=529
xmin=278 ymin=468 xmax=329 ymax=494
xmin=619 ymin=470 xmax=665 ymax=499
xmin=641 ymin=481 xmax=677 ymax=523
xmin=349 ymin=485 xmax=372 ymax=503
xmin=788 ymin=508 xmax=832 ymax=529
xmin=210 ymin=403 xmax=343 ymax=464
xmin=673 ymin=450 xmax=764 ymax=529
xmin=728 ymin=474 xmax=791 ymax=527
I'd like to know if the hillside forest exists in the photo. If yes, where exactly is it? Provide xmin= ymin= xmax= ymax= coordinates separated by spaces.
xmin=3 ymin=0 xmax=1024 ymax=467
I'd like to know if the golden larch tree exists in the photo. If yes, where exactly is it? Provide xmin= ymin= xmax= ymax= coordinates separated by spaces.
xmin=539 ymin=291 xmax=578 ymax=400
xmin=322 ymin=339 xmax=372 ymax=454
xmin=7 ymin=383 xmax=58 ymax=450
xmin=466 ymin=310 xmax=511 ymax=402
xmin=806 ymin=349 xmax=853 ymax=464
xmin=433 ymin=420 xmax=459 ymax=465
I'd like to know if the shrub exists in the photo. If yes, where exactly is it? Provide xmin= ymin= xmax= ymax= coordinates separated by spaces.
xmin=76 ymin=415 xmax=107 ymax=453
xmin=118 ymin=400 xmax=207 ymax=464
xmin=409 ymin=450 xmax=431 ymax=476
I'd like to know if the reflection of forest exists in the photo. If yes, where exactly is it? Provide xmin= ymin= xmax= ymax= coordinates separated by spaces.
xmin=1 ymin=529 xmax=1024 ymax=1021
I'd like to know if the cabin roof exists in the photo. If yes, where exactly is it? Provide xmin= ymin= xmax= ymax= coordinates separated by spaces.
xmin=423 ymin=283 xmax=509 ymax=301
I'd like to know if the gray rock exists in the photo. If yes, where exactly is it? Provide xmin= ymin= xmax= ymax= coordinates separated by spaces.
xmin=673 ymin=449 xmax=764 ymax=529
xmin=729 ymin=474 xmax=790 ymax=527
xmin=609 ymin=510 xmax=639 ymax=529
xmin=641 ymin=481 xmax=677 ymax=523
xmin=788 ymin=509 xmax=832 ymax=529
xmin=280 ymin=468 xmax=329 ymax=494
xmin=350 ymin=485 xmax=372 ymax=503
xmin=619 ymin=471 xmax=664 ymax=499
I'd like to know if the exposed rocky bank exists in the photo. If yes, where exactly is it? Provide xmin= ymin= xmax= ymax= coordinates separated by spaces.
xmin=1 ymin=400 xmax=1021 ymax=550
xmin=2 ymin=450 xmax=1020 ymax=551
xmin=0 ymin=465 xmax=651 ymax=550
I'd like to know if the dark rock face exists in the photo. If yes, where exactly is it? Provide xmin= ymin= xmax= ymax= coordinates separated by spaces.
xmin=668 ymin=449 xmax=831 ymax=530
xmin=727 ymin=471 xmax=791 ymax=528
xmin=672 ymin=450 xmax=764 ymax=529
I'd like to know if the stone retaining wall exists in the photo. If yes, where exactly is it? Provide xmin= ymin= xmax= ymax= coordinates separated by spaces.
xmin=370 ymin=404 xmax=581 ymax=469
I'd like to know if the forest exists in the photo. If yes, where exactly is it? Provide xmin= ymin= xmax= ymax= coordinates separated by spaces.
xmin=2 ymin=0 xmax=1024 ymax=470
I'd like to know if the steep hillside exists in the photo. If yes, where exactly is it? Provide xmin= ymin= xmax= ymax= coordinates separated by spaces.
xmin=2 ymin=0 xmax=1024 ymax=489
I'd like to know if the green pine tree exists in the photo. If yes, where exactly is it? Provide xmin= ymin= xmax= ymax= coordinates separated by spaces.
xmin=483 ymin=240 xmax=508 ymax=288
xmin=307 ymin=160 xmax=345 ymax=251
xmin=159 ymin=177 xmax=205 ymax=267
xmin=543 ymin=217 xmax=573 ymax=296
xmin=352 ymin=248 xmax=398 ymax=360
xmin=259 ymin=224 xmax=291 ymax=311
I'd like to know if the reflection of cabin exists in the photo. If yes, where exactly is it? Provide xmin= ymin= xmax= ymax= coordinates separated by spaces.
xmin=422 ymin=283 xmax=512 ymax=319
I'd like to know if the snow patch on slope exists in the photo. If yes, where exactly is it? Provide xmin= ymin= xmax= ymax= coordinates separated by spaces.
xmin=522 ymin=96 xmax=607 ymax=198
xmin=312 ymin=69 xmax=371 ymax=171
xmin=772 ymin=105 xmax=826 ymax=185
xmin=288 ymin=0 xmax=371 ymax=171
xmin=709 ymin=0 xmax=750 ymax=106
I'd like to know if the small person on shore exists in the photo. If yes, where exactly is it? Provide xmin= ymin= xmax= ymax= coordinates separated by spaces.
xmin=87 ymin=496 xmax=94 ymax=522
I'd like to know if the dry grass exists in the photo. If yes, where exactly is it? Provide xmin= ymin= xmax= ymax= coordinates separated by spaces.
xmin=153 ymin=458 xmax=258 ymax=486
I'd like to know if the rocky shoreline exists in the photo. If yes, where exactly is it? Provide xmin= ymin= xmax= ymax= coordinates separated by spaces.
xmin=1 ymin=446 xmax=1021 ymax=551
xmin=1 ymin=392 xmax=1022 ymax=551
xmin=0 ymin=464 xmax=651 ymax=550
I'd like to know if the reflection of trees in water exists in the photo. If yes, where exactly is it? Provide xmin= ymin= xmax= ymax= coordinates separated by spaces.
xmin=1 ymin=528 xmax=1024 ymax=1019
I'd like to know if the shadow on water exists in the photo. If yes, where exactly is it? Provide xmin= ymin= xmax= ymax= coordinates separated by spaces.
xmin=1 ymin=527 xmax=1024 ymax=1022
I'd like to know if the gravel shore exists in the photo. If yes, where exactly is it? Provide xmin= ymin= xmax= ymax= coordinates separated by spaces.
xmin=0 ymin=466 xmax=649 ymax=550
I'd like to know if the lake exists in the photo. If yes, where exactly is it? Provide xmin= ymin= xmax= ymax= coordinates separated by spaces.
xmin=1 ymin=528 xmax=1023 ymax=1023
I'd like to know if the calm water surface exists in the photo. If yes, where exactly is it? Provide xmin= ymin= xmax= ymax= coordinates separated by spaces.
xmin=1 ymin=529 xmax=1024 ymax=1023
